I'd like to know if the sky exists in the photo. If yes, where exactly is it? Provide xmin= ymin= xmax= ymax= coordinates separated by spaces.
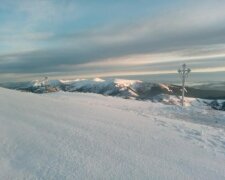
xmin=0 ymin=0 xmax=225 ymax=83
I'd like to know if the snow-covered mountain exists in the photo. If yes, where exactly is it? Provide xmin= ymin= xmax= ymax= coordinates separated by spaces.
xmin=1 ymin=87 xmax=225 ymax=179
xmin=1 ymin=78 xmax=167 ymax=97
xmin=1 ymin=78 xmax=225 ymax=110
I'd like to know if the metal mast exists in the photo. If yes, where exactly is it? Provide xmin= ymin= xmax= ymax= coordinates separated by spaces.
xmin=178 ymin=64 xmax=191 ymax=106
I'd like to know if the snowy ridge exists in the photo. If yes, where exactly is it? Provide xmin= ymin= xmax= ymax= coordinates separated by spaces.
xmin=1 ymin=78 xmax=225 ymax=110
xmin=0 ymin=78 xmax=174 ymax=97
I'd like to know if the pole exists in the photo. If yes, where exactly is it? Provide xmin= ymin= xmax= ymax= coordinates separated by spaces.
xmin=181 ymin=72 xmax=185 ymax=106
xmin=178 ymin=64 xmax=191 ymax=107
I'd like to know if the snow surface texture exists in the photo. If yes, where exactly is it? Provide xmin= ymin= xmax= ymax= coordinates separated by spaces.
xmin=0 ymin=87 xmax=225 ymax=180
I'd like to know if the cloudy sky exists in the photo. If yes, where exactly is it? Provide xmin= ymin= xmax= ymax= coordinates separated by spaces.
xmin=0 ymin=0 xmax=225 ymax=82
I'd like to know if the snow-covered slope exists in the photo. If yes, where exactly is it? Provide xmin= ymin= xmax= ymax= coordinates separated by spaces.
xmin=1 ymin=88 xmax=225 ymax=179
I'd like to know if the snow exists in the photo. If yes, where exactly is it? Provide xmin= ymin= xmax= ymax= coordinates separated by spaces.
xmin=114 ymin=78 xmax=142 ymax=86
xmin=158 ymin=83 xmax=172 ymax=92
xmin=0 ymin=87 xmax=225 ymax=179
xmin=93 ymin=77 xmax=105 ymax=82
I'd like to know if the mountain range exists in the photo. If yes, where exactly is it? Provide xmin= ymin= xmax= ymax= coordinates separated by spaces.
xmin=1 ymin=78 xmax=224 ymax=110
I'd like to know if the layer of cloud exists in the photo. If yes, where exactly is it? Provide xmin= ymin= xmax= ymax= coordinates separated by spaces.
xmin=0 ymin=0 xmax=225 ymax=82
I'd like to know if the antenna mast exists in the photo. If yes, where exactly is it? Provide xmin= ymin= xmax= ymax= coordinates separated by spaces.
xmin=178 ymin=64 xmax=191 ymax=106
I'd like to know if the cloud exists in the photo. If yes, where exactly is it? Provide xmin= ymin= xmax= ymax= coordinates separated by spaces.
xmin=0 ymin=0 xmax=78 ymax=54
xmin=12 ymin=0 xmax=78 ymax=24
xmin=0 ymin=0 xmax=225 ymax=81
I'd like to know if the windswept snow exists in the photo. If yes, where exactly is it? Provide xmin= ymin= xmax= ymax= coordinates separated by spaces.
xmin=0 ymin=87 xmax=225 ymax=179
